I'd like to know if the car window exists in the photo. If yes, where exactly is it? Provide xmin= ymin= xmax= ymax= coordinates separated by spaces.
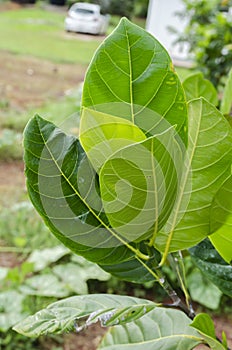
xmin=74 ymin=9 xmax=95 ymax=15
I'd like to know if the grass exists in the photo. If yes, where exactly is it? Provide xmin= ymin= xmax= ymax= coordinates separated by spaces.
xmin=0 ymin=7 xmax=103 ymax=64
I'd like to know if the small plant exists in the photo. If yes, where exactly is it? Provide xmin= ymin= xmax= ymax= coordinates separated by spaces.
xmin=14 ymin=19 xmax=232 ymax=349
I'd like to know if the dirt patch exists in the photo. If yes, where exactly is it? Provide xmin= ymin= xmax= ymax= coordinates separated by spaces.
xmin=0 ymin=51 xmax=86 ymax=111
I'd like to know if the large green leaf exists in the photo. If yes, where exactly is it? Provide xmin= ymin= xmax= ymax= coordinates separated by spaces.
xmin=210 ymin=176 xmax=232 ymax=263
xmin=13 ymin=294 xmax=156 ymax=337
xmin=80 ymin=108 xmax=146 ymax=172
xmin=221 ymin=67 xmax=232 ymax=115
xmin=189 ymin=239 xmax=232 ymax=297
xmin=155 ymin=98 xmax=232 ymax=260
xmin=98 ymin=308 xmax=202 ymax=350
xmin=99 ymin=246 xmax=161 ymax=283
xmin=24 ymin=115 xmax=144 ymax=265
xmin=99 ymin=127 xmax=181 ymax=244
xmin=82 ymin=18 xmax=187 ymax=142
xmin=183 ymin=72 xmax=218 ymax=105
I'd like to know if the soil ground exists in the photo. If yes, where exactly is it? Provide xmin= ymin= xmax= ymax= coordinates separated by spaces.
xmin=0 ymin=12 xmax=232 ymax=350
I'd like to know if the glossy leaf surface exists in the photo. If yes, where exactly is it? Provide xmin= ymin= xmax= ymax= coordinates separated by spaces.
xmin=190 ymin=239 xmax=232 ymax=297
xmin=99 ymin=308 xmax=202 ymax=350
xmin=82 ymin=18 xmax=187 ymax=142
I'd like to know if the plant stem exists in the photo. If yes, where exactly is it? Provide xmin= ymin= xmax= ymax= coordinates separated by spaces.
xmin=168 ymin=251 xmax=194 ymax=314
xmin=0 ymin=246 xmax=32 ymax=253
xmin=136 ymin=256 xmax=194 ymax=319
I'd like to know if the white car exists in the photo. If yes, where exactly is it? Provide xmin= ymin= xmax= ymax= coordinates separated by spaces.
xmin=65 ymin=2 xmax=110 ymax=35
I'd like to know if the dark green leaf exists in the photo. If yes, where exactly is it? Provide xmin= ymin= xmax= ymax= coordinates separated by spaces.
xmin=189 ymin=239 xmax=232 ymax=297
xmin=24 ymin=115 xmax=136 ymax=265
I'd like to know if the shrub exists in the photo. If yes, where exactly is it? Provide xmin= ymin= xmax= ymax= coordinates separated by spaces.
xmin=174 ymin=0 xmax=232 ymax=87
xmin=14 ymin=18 xmax=232 ymax=349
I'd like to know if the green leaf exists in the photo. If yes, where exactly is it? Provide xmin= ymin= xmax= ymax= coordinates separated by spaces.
xmin=19 ymin=274 xmax=70 ymax=298
xmin=190 ymin=239 xmax=232 ymax=297
xmin=210 ymin=175 xmax=232 ymax=263
xmin=187 ymin=268 xmax=222 ymax=310
xmin=24 ymin=114 xmax=142 ymax=265
xmin=80 ymin=108 xmax=146 ymax=172
xmin=99 ymin=127 xmax=181 ymax=243
xmin=13 ymin=294 xmax=156 ymax=337
xmin=53 ymin=259 xmax=110 ymax=295
xmin=155 ymin=98 xmax=232 ymax=259
xmin=183 ymin=72 xmax=218 ymax=105
xmin=221 ymin=67 xmax=232 ymax=115
xmin=27 ymin=246 xmax=69 ymax=272
xmin=99 ymin=308 xmax=202 ymax=350
xmin=82 ymin=18 xmax=187 ymax=142
xmin=99 ymin=246 xmax=161 ymax=283
xmin=191 ymin=313 xmax=226 ymax=350
xmin=0 ymin=291 xmax=27 ymax=331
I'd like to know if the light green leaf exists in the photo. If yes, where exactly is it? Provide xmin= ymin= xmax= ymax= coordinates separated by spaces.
xmin=13 ymin=294 xmax=156 ymax=337
xmin=99 ymin=127 xmax=181 ymax=243
xmin=19 ymin=274 xmax=69 ymax=297
xmin=191 ymin=313 xmax=226 ymax=350
xmin=80 ymin=108 xmax=146 ymax=172
xmin=82 ymin=18 xmax=187 ymax=143
xmin=155 ymin=98 xmax=232 ymax=260
xmin=24 ymin=114 xmax=144 ymax=266
xmin=190 ymin=239 xmax=232 ymax=297
xmin=187 ymin=269 xmax=222 ymax=310
xmin=53 ymin=260 xmax=110 ymax=295
xmin=221 ymin=67 xmax=232 ymax=115
xmin=0 ymin=291 xmax=27 ymax=331
xmin=99 ymin=308 xmax=202 ymax=350
xmin=183 ymin=72 xmax=218 ymax=105
xmin=210 ymin=176 xmax=232 ymax=263
xmin=27 ymin=246 xmax=69 ymax=272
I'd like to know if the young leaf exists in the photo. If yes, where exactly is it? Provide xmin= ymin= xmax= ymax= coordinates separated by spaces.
xmin=155 ymin=98 xmax=232 ymax=259
xmin=210 ymin=175 xmax=232 ymax=263
xmin=190 ymin=239 xmax=232 ymax=297
xmin=99 ymin=308 xmax=202 ymax=350
xmin=99 ymin=127 xmax=181 ymax=243
xmin=183 ymin=72 xmax=218 ymax=105
xmin=23 ymin=115 xmax=144 ymax=265
xmin=190 ymin=313 xmax=226 ymax=350
xmin=82 ymin=18 xmax=187 ymax=143
xmin=13 ymin=294 xmax=156 ymax=337
xmin=80 ymin=108 xmax=146 ymax=172
xmin=221 ymin=67 xmax=232 ymax=115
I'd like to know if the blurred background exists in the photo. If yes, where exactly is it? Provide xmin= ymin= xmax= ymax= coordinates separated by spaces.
xmin=0 ymin=0 xmax=231 ymax=349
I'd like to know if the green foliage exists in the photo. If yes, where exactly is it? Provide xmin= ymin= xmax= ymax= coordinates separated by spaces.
xmin=0 ymin=8 xmax=101 ymax=64
xmin=14 ymin=18 xmax=232 ymax=349
xmin=191 ymin=313 xmax=227 ymax=350
xmin=0 ymin=129 xmax=23 ymax=160
xmin=190 ymin=239 xmax=232 ymax=298
xmin=175 ymin=0 xmax=232 ymax=87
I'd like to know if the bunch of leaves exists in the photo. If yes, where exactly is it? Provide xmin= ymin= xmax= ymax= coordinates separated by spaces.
xmin=173 ymin=0 xmax=232 ymax=87
xmin=13 ymin=18 xmax=232 ymax=349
